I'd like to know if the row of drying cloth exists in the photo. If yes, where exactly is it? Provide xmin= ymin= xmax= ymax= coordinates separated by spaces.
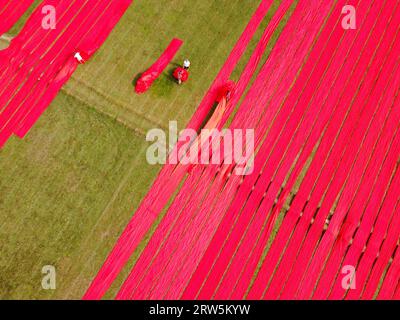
xmin=0 ymin=0 xmax=132 ymax=148
xmin=0 ymin=0 xmax=34 ymax=36
xmin=85 ymin=0 xmax=400 ymax=300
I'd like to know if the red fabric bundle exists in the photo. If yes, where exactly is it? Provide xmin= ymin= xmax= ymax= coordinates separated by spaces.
xmin=215 ymin=80 xmax=236 ymax=102
xmin=135 ymin=38 xmax=183 ymax=93
xmin=172 ymin=67 xmax=189 ymax=82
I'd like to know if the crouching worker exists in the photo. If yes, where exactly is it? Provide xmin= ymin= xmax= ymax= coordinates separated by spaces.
xmin=216 ymin=80 xmax=236 ymax=103
xmin=74 ymin=51 xmax=90 ymax=64
xmin=173 ymin=59 xmax=190 ymax=85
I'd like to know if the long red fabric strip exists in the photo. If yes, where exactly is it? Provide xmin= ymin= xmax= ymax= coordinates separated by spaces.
xmin=248 ymin=0 xmax=394 ymax=299
xmin=16 ymin=0 xmax=133 ymax=137
xmin=192 ymin=0 xmax=332 ymax=300
xmin=338 ymin=169 xmax=400 ymax=299
xmin=247 ymin=0 xmax=361 ymax=299
xmin=294 ymin=2 xmax=400 ymax=298
xmin=0 ymin=0 xmax=113 ymax=139
xmin=276 ymin=0 xmax=398 ymax=300
xmin=330 ymin=111 xmax=400 ymax=299
xmin=0 ymin=0 xmax=34 ymax=36
xmin=313 ymin=43 xmax=400 ymax=299
xmin=0 ymin=0 xmax=133 ymax=148
xmin=135 ymin=38 xmax=183 ymax=94
xmin=377 ymin=238 xmax=400 ymax=299
xmin=359 ymin=173 xmax=400 ymax=299
xmin=276 ymin=4 xmax=396 ymax=296
xmin=212 ymin=1 xmax=344 ymax=300
xmin=287 ymin=4 xmax=398 ymax=295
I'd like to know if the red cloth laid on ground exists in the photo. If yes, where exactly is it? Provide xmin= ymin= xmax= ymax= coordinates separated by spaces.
xmin=0 ymin=0 xmax=34 ymax=36
xmin=0 ymin=0 xmax=133 ymax=147
xmin=135 ymin=38 xmax=183 ymax=93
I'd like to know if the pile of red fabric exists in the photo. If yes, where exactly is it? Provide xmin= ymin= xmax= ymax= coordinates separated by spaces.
xmin=215 ymin=80 xmax=236 ymax=102
xmin=172 ymin=67 xmax=189 ymax=83
xmin=135 ymin=70 xmax=160 ymax=93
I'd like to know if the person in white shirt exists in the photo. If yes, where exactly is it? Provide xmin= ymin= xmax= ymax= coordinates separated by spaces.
xmin=183 ymin=59 xmax=191 ymax=70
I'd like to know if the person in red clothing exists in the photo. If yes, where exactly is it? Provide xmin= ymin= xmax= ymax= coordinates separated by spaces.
xmin=216 ymin=80 xmax=236 ymax=102
xmin=173 ymin=59 xmax=190 ymax=84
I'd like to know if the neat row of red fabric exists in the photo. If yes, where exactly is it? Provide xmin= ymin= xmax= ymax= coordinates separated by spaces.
xmin=85 ymin=0 xmax=400 ymax=300
xmin=0 ymin=0 xmax=34 ymax=36
xmin=253 ymin=0 xmax=400 ymax=299
xmin=0 ymin=0 xmax=132 ymax=148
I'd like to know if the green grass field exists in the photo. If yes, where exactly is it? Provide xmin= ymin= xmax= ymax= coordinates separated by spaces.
xmin=0 ymin=0 xmax=292 ymax=299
